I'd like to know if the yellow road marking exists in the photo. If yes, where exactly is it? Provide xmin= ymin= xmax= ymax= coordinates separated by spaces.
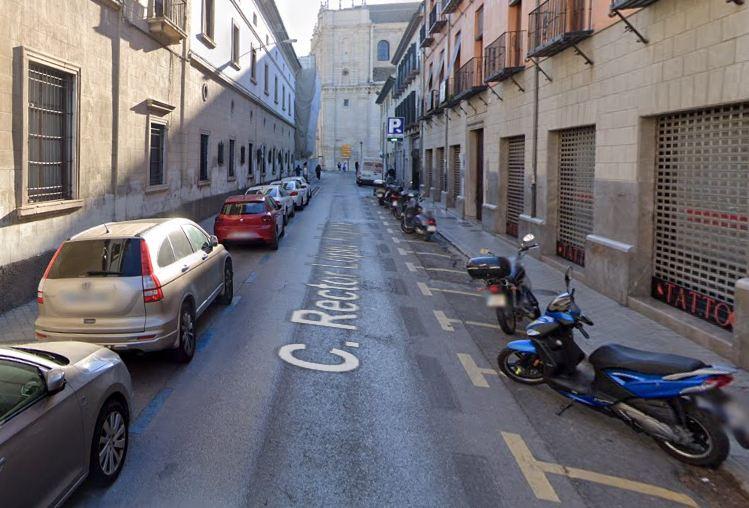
xmin=457 ymin=353 xmax=499 ymax=388
xmin=502 ymin=432 xmax=698 ymax=507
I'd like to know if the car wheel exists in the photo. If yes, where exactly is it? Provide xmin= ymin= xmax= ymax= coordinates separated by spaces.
xmin=270 ymin=227 xmax=280 ymax=250
xmin=174 ymin=302 xmax=196 ymax=363
xmin=89 ymin=398 xmax=129 ymax=486
xmin=217 ymin=260 xmax=233 ymax=305
xmin=280 ymin=222 xmax=286 ymax=238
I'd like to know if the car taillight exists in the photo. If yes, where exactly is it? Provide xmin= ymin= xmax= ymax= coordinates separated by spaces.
xmin=707 ymin=375 xmax=734 ymax=389
xmin=262 ymin=213 xmax=273 ymax=224
xmin=140 ymin=240 xmax=164 ymax=303
xmin=37 ymin=243 xmax=64 ymax=304
xmin=290 ymin=191 xmax=298 ymax=196
xmin=427 ymin=218 xmax=437 ymax=225
xmin=488 ymin=285 xmax=502 ymax=294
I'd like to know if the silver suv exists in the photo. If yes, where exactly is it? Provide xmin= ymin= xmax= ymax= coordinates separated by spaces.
xmin=34 ymin=218 xmax=233 ymax=363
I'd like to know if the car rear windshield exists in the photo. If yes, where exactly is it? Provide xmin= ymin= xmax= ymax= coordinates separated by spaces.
xmin=222 ymin=202 xmax=266 ymax=215
xmin=47 ymin=239 xmax=142 ymax=279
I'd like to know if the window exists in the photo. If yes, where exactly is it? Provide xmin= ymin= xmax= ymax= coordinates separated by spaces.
xmin=183 ymin=224 xmax=210 ymax=252
xmin=201 ymin=0 xmax=215 ymax=41
xmin=240 ymin=145 xmax=246 ymax=165
xmin=274 ymin=76 xmax=278 ymax=103
xmin=217 ymin=140 xmax=225 ymax=166
xmin=27 ymin=61 xmax=77 ymax=203
xmin=0 ymin=360 xmax=45 ymax=422
xmin=199 ymin=133 xmax=209 ymax=181
xmin=343 ymin=98 xmax=349 ymax=107
xmin=266 ymin=34 xmax=269 ymax=45
xmin=47 ymin=239 xmax=142 ymax=279
xmin=168 ymin=229 xmax=193 ymax=259
xmin=253 ymin=12 xmax=257 ymax=26
xmin=264 ymin=64 xmax=269 ymax=94
xmin=222 ymin=202 xmax=266 ymax=215
xmin=231 ymin=21 xmax=240 ymax=67
xmin=282 ymin=85 xmax=286 ymax=110
xmin=377 ymin=40 xmax=390 ymax=61
xmin=149 ymin=122 xmax=166 ymax=186
xmin=250 ymin=45 xmax=257 ymax=81
xmin=157 ymin=239 xmax=176 ymax=268
xmin=475 ymin=7 xmax=484 ymax=39
xmin=248 ymin=143 xmax=254 ymax=176
xmin=228 ymin=139 xmax=235 ymax=179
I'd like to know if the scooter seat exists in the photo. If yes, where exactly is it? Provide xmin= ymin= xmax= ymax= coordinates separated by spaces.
xmin=589 ymin=344 xmax=706 ymax=376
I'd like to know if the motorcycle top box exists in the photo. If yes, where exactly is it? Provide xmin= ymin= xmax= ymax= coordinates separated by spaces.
xmin=466 ymin=255 xmax=511 ymax=280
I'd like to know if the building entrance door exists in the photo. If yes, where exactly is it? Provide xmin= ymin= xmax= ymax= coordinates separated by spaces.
xmin=474 ymin=129 xmax=484 ymax=220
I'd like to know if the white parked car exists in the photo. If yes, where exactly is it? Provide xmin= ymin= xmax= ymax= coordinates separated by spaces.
xmin=281 ymin=180 xmax=306 ymax=209
xmin=245 ymin=185 xmax=294 ymax=224
xmin=281 ymin=177 xmax=311 ymax=206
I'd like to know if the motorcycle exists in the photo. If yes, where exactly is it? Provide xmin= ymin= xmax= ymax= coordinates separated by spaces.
xmin=466 ymin=234 xmax=541 ymax=334
xmin=401 ymin=194 xmax=437 ymax=240
xmin=497 ymin=267 xmax=747 ymax=468
xmin=392 ymin=190 xmax=411 ymax=220
xmin=373 ymin=179 xmax=387 ymax=205
xmin=382 ymin=183 xmax=402 ymax=208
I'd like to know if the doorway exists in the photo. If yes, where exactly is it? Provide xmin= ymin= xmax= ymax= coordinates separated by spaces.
xmin=474 ymin=129 xmax=484 ymax=220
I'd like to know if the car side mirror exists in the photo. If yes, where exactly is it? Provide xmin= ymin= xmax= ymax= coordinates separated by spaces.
xmin=45 ymin=368 xmax=66 ymax=395
xmin=210 ymin=235 xmax=219 ymax=247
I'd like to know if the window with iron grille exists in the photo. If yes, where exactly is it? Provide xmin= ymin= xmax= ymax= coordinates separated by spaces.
xmin=199 ymin=133 xmax=209 ymax=181
xmin=149 ymin=123 xmax=166 ymax=186
xmin=217 ymin=140 xmax=225 ymax=166
xmin=557 ymin=125 xmax=595 ymax=266
xmin=505 ymin=136 xmax=525 ymax=237
xmin=653 ymin=103 xmax=749 ymax=330
xmin=450 ymin=145 xmax=461 ymax=198
xmin=27 ymin=62 xmax=75 ymax=203
xmin=248 ymin=143 xmax=254 ymax=177
xmin=228 ymin=139 xmax=235 ymax=178
xmin=240 ymin=145 xmax=246 ymax=166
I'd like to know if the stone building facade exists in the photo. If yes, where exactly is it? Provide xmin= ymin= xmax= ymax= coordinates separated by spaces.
xmin=418 ymin=0 xmax=749 ymax=367
xmin=311 ymin=1 xmax=419 ymax=169
xmin=0 ymin=0 xmax=299 ymax=312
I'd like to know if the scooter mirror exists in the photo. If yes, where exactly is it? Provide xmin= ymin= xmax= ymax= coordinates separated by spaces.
xmin=522 ymin=234 xmax=535 ymax=243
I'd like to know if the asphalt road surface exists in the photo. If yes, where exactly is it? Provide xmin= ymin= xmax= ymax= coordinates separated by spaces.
xmin=70 ymin=172 xmax=749 ymax=507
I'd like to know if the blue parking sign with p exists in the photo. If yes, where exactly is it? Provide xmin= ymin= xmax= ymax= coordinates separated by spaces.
xmin=387 ymin=117 xmax=404 ymax=138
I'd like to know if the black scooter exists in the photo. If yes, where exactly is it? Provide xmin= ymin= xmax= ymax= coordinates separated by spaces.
xmin=466 ymin=234 xmax=541 ymax=334
xmin=400 ymin=193 xmax=437 ymax=240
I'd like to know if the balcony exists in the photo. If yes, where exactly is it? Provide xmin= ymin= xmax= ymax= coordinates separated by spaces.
xmin=527 ymin=0 xmax=593 ymax=59
xmin=453 ymin=58 xmax=487 ymax=102
xmin=147 ymin=0 xmax=187 ymax=44
xmin=428 ymin=4 xmax=447 ymax=35
xmin=441 ymin=0 xmax=462 ymax=14
xmin=484 ymin=31 xmax=525 ymax=83
xmin=420 ymin=25 xmax=434 ymax=48
xmin=610 ymin=0 xmax=660 ymax=9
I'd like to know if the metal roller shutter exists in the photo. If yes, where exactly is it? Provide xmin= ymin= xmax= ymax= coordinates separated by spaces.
xmin=557 ymin=126 xmax=596 ymax=266
xmin=451 ymin=145 xmax=461 ymax=199
xmin=435 ymin=148 xmax=445 ymax=200
xmin=425 ymin=149 xmax=433 ymax=188
xmin=506 ymin=136 xmax=525 ymax=237
xmin=652 ymin=103 xmax=749 ymax=330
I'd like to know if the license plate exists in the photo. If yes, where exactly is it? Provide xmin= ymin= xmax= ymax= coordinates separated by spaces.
xmin=391 ymin=202 xmax=398 ymax=207
xmin=487 ymin=294 xmax=507 ymax=307
xmin=426 ymin=225 xmax=436 ymax=232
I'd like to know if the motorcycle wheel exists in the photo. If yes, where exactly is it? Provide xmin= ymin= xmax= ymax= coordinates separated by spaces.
xmin=655 ymin=406 xmax=729 ymax=468
xmin=497 ymin=348 xmax=545 ymax=385
xmin=401 ymin=217 xmax=415 ymax=234
xmin=496 ymin=303 xmax=517 ymax=335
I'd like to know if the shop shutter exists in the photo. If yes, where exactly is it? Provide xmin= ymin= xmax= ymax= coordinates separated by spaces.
xmin=557 ymin=125 xmax=596 ymax=266
xmin=506 ymin=136 xmax=525 ymax=237
xmin=652 ymin=103 xmax=749 ymax=330
xmin=451 ymin=145 xmax=461 ymax=198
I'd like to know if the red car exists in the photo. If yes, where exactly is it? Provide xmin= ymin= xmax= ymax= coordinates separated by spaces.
xmin=214 ymin=194 xmax=285 ymax=249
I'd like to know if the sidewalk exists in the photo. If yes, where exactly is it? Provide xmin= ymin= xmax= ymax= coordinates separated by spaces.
xmin=0 ymin=214 xmax=219 ymax=346
xmin=424 ymin=201 xmax=749 ymax=492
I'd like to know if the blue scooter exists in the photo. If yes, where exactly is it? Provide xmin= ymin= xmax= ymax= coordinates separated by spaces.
xmin=498 ymin=267 xmax=746 ymax=468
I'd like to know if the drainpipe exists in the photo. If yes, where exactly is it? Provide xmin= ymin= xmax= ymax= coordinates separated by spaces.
xmin=443 ymin=12 xmax=451 ymax=208
xmin=530 ymin=0 xmax=540 ymax=218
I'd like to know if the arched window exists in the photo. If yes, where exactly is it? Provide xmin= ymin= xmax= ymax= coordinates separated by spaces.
xmin=377 ymin=40 xmax=390 ymax=61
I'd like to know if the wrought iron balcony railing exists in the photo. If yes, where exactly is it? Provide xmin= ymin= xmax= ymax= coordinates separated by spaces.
xmin=420 ymin=24 xmax=434 ymax=48
xmin=610 ymin=0 xmax=660 ymax=9
xmin=147 ymin=0 xmax=187 ymax=44
xmin=429 ymin=3 xmax=447 ymax=35
xmin=442 ymin=0 xmax=461 ymax=15
xmin=527 ymin=0 xmax=592 ymax=59
xmin=453 ymin=58 xmax=486 ymax=102
xmin=484 ymin=31 xmax=525 ymax=83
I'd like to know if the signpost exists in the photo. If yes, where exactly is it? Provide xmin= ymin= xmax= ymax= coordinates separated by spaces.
xmin=386 ymin=117 xmax=405 ymax=142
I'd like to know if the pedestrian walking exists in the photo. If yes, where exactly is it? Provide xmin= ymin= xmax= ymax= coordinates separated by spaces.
xmin=303 ymin=162 xmax=309 ymax=180
xmin=295 ymin=165 xmax=302 ymax=177
xmin=315 ymin=163 xmax=322 ymax=180
xmin=337 ymin=162 xmax=342 ymax=171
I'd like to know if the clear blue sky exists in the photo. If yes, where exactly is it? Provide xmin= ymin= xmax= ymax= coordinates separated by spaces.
xmin=276 ymin=0 xmax=414 ymax=56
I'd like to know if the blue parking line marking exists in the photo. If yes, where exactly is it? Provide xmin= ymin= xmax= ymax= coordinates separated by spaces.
xmin=245 ymin=271 xmax=257 ymax=284
xmin=260 ymin=254 xmax=271 ymax=265
xmin=196 ymin=330 xmax=214 ymax=352
xmin=230 ymin=295 xmax=242 ymax=307
xmin=131 ymin=387 xmax=174 ymax=435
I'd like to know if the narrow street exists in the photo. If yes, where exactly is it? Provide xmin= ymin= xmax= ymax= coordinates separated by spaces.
xmin=67 ymin=172 xmax=747 ymax=507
